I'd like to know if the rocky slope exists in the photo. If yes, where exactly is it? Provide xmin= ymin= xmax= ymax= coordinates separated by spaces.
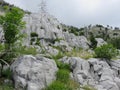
xmin=9 ymin=12 xmax=120 ymax=90
xmin=0 ymin=1 xmax=120 ymax=90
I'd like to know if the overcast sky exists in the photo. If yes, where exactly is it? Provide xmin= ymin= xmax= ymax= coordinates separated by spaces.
xmin=4 ymin=0 xmax=120 ymax=28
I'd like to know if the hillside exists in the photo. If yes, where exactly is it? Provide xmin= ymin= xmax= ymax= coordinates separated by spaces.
xmin=0 ymin=1 xmax=120 ymax=90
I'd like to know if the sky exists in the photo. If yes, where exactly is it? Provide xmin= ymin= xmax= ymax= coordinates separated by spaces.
xmin=4 ymin=0 xmax=120 ymax=28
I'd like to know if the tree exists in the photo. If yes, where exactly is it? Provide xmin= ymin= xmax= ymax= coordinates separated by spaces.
xmin=0 ymin=7 xmax=25 ymax=50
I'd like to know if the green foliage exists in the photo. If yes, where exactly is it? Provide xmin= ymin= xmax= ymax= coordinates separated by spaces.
xmin=1 ymin=52 xmax=16 ymax=63
xmin=68 ymin=26 xmax=80 ymax=36
xmin=0 ymin=83 xmax=14 ymax=90
xmin=65 ymin=48 xmax=94 ymax=59
xmin=89 ymin=33 xmax=97 ymax=49
xmin=66 ymin=79 xmax=80 ymax=90
xmin=56 ymin=61 xmax=70 ymax=70
xmin=53 ymin=38 xmax=63 ymax=43
xmin=56 ymin=69 xmax=70 ymax=83
xmin=2 ymin=68 xmax=12 ymax=79
xmin=0 ymin=7 xmax=25 ymax=50
xmin=0 ymin=44 xmax=5 ymax=52
xmin=30 ymin=32 xmax=38 ymax=37
xmin=35 ymin=38 xmax=41 ymax=45
xmin=15 ymin=46 xmax=37 ymax=56
xmin=52 ymin=51 xmax=64 ymax=60
xmin=45 ymin=81 xmax=67 ymax=90
xmin=45 ymin=80 xmax=79 ymax=90
xmin=94 ymin=44 xmax=119 ymax=59
xmin=31 ymin=38 xmax=35 ymax=42
xmin=108 ymin=38 xmax=120 ymax=49
xmin=3 ymin=5 xmax=9 ymax=11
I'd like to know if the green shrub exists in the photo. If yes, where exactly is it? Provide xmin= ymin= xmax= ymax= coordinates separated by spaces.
xmin=0 ymin=83 xmax=14 ymax=90
xmin=66 ymin=79 xmax=80 ymax=90
xmin=13 ymin=45 xmax=37 ymax=56
xmin=3 ymin=5 xmax=9 ymax=10
xmin=30 ymin=32 xmax=38 ymax=37
xmin=45 ymin=81 xmax=67 ymax=90
xmin=35 ymin=38 xmax=40 ymax=45
xmin=89 ymin=33 xmax=97 ymax=49
xmin=65 ymin=48 xmax=94 ymax=59
xmin=56 ymin=61 xmax=70 ymax=70
xmin=1 ymin=51 xmax=16 ymax=63
xmin=108 ymin=38 xmax=120 ymax=49
xmin=56 ymin=69 xmax=70 ymax=83
xmin=2 ymin=68 xmax=12 ymax=79
xmin=94 ymin=44 xmax=119 ymax=59
xmin=18 ymin=47 xmax=37 ymax=55
xmin=31 ymin=38 xmax=35 ymax=42
xmin=52 ymin=51 xmax=64 ymax=60
xmin=0 ymin=44 xmax=5 ymax=52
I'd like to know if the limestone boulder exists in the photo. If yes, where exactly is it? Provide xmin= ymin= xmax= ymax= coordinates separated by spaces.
xmin=11 ymin=55 xmax=58 ymax=90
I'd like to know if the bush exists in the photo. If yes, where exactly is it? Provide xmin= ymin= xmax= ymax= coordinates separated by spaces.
xmin=18 ymin=46 xmax=37 ymax=55
xmin=30 ymin=32 xmax=38 ymax=37
xmin=56 ymin=62 xmax=70 ymax=70
xmin=89 ymin=33 xmax=97 ymax=49
xmin=56 ymin=69 xmax=70 ymax=83
xmin=2 ymin=68 xmax=12 ymax=79
xmin=108 ymin=38 xmax=120 ymax=49
xmin=94 ymin=44 xmax=119 ymax=59
xmin=45 ymin=81 xmax=67 ymax=90
xmin=0 ymin=44 xmax=5 ymax=52
xmin=66 ymin=79 xmax=80 ymax=90
xmin=65 ymin=48 xmax=94 ymax=59
xmin=0 ymin=83 xmax=14 ymax=90
xmin=52 ymin=51 xmax=64 ymax=60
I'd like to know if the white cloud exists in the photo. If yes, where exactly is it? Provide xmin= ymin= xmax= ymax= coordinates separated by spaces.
xmin=4 ymin=0 xmax=120 ymax=27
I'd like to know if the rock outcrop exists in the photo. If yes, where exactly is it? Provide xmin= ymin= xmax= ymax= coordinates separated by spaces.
xmin=22 ymin=13 xmax=90 ymax=50
xmin=95 ymin=38 xmax=107 ymax=47
xmin=63 ymin=32 xmax=90 ymax=49
xmin=60 ymin=57 xmax=120 ymax=90
xmin=22 ymin=13 xmax=65 ymax=46
xmin=11 ymin=55 xmax=58 ymax=90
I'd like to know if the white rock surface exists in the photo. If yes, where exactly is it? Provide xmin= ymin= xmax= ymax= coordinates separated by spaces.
xmin=95 ymin=38 xmax=107 ymax=47
xmin=22 ymin=13 xmax=65 ymax=46
xmin=64 ymin=32 xmax=90 ymax=49
xmin=60 ymin=57 xmax=120 ymax=90
xmin=11 ymin=55 xmax=58 ymax=90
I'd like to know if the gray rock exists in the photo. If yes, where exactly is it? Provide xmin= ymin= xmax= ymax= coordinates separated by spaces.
xmin=95 ymin=38 xmax=107 ymax=47
xmin=114 ymin=77 xmax=120 ymax=89
xmin=54 ymin=40 xmax=73 ymax=51
xmin=110 ymin=59 xmax=120 ymax=70
xmin=11 ymin=55 xmax=58 ymax=90
xmin=62 ymin=57 xmax=120 ymax=90
xmin=45 ymin=46 xmax=59 ymax=56
xmin=64 ymin=32 xmax=90 ymax=49
xmin=22 ymin=13 xmax=65 ymax=46
xmin=61 ymin=57 xmax=91 ymax=85
xmin=100 ymin=80 xmax=119 ymax=90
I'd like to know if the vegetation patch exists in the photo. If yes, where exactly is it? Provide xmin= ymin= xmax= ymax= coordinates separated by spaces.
xmin=30 ymin=32 xmax=38 ymax=37
xmin=56 ymin=69 xmax=70 ymax=83
xmin=65 ymin=48 xmax=94 ymax=59
xmin=94 ymin=44 xmax=119 ymax=60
